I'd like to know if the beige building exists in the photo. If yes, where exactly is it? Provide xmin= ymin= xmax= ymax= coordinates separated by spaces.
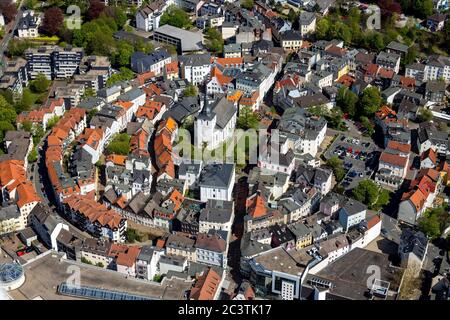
xmin=0 ymin=205 xmax=26 ymax=235
xmin=165 ymin=233 xmax=197 ymax=262
xmin=299 ymin=11 xmax=316 ymax=36
xmin=288 ymin=222 xmax=313 ymax=249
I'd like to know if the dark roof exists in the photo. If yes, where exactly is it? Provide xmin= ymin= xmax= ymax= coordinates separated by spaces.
xmin=426 ymin=80 xmax=446 ymax=93
xmin=0 ymin=204 xmax=21 ymax=221
xmin=198 ymin=163 xmax=235 ymax=189
xmin=307 ymin=248 xmax=402 ymax=300
xmin=178 ymin=161 xmax=202 ymax=176
xmin=131 ymin=50 xmax=170 ymax=73
xmin=294 ymin=93 xmax=330 ymax=109
xmin=339 ymin=198 xmax=367 ymax=217
xmin=198 ymin=96 xmax=236 ymax=129
xmin=166 ymin=96 xmax=200 ymax=123
xmin=18 ymin=11 xmax=38 ymax=30
xmin=137 ymin=245 xmax=156 ymax=262
xmin=288 ymin=222 xmax=312 ymax=240
xmin=199 ymin=200 xmax=233 ymax=224
xmin=400 ymin=228 xmax=428 ymax=260
xmin=386 ymin=41 xmax=409 ymax=53
xmin=428 ymin=13 xmax=447 ymax=23
xmin=240 ymin=232 xmax=272 ymax=258
xmin=281 ymin=30 xmax=302 ymax=41
xmin=166 ymin=233 xmax=195 ymax=251
xmin=299 ymin=11 xmax=316 ymax=25
xmin=178 ymin=53 xmax=211 ymax=67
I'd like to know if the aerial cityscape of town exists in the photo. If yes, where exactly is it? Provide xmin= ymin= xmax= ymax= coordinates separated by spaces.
xmin=0 ymin=0 xmax=448 ymax=302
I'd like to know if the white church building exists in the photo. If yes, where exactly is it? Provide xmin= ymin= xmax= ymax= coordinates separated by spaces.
xmin=194 ymin=95 xmax=237 ymax=150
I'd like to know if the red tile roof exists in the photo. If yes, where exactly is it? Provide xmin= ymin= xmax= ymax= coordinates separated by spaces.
xmin=190 ymin=268 xmax=222 ymax=300
xmin=379 ymin=152 xmax=408 ymax=167
xmin=116 ymin=246 xmax=141 ymax=267
xmin=421 ymin=148 xmax=437 ymax=164
xmin=387 ymin=140 xmax=411 ymax=153
xmin=64 ymin=194 xmax=125 ymax=229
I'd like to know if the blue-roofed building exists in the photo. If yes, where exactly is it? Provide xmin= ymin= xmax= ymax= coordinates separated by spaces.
xmin=131 ymin=50 xmax=172 ymax=75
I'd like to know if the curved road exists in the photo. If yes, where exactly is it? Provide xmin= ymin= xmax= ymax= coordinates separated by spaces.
xmin=0 ymin=0 xmax=25 ymax=76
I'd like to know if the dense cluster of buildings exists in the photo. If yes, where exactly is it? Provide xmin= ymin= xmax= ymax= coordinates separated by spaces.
xmin=0 ymin=0 xmax=449 ymax=301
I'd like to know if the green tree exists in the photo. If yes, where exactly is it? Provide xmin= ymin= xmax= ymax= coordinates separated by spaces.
xmin=352 ymin=179 xmax=379 ymax=207
xmin=366 ymin=32 xmax=385 ymax=51
xmin=88 ymin=109 xmax=99 ymax=122
xmin=125 ymin=228 xmax=141 ymax=243
xmin=237 ymin=106 xmax=259 ymax=130
xmin=83 ymin=88 xmax=96 ymax=98
xmin=358 ymin=87 xmax=382 ymax=118
xmin=153 ymin=274 xmax=164 ymax=282
xmin=418 ymin=214 xmax=441 ymax=239
xmin=81 ymin=257 xmax=93 ymax=265
xmin=316 ymin=18 xmax=331 ymax=39
xmin=0 ymin=121 xmax=15 ymax=142
xmin=33 ymin=126 xmax=45 ymax=144
xmin=7 ymin=39 xmax=35 ymax=57
xmin=360 ymin=116 xmax=375 ymax=137
xmin=47 ymin=116 xmax=61 ymax=130
xmin=183 ymin=84 xmax=198 ymax=97
xmin=418 ymin=205 xmax=449 ymax=239
xmin=112 ymin=41 xmax=134 ymax=67
xmin=20 ymin=88 xmax=36 ymax=110
xmin=27 ymin=148 xmax=38 ymax=163
xmin=412 ymin=0 xmax=434 ymax=19
xmin=21 ymin=120 xmax=33 ymax=132
xmin=352 ymin=180 xmax=390 ymax=209
xmin=25 ymin=0 xmax=37 ymax=9
xmin=106 ymin=67 xmax=135 ymax=86
xmin=241 ymin=0 xmax=254 ymax=10
xmin=205 ymin=27 xmax=224 ymax=53
xmin=0 ymin=95 xmax=17 ymax=124
xmin=134 ymin=39 xmax=154 ymax=55
xmin=104 ymin=5 xmax=127 ymax=28
xmin=325 ymin=108 xmax=347 ymax=131
xmin=331 ymin=22 xmax=352 ymax=44
xmin=107 ymin=133 xmax=131 ymax=155
xmin=336 ymin=86 xmax=358 ymax=118
xmin=30 ymin=73 xmax=51 ymax=93
xmin=326 ymin=156 xmax=346 ymax=182
xmin=404 ymin=46 xmax=418 ymax=65
xmin=160 ymin=5 xmax=192 ymax=29
xmin=418 ymin=109 xmax=433 ymax=122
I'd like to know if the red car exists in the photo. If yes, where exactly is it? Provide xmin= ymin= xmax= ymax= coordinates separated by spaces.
xmin=16 ymin=250 xmax=26 ymax=257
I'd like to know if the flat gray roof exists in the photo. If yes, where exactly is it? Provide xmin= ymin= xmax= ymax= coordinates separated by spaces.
xmin=9 ymin=252 xmax=192 ymax=300
xmin=154 ymin=24 xmax=203 ymax=52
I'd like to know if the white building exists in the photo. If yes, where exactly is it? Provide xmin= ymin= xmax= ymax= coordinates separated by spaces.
xmin=376 ymin=51 xmax=401 ymax=74
xmin=338 ymin=199 xmax=367 ymax=232
xmin=194 ymin=96 xmax=237 ymax=150
xmin=195 ymin=232 xmax=228 ymax=268
xmin=135 ymin=0 xmax=172 ymax=32
xmin=179 ymin=53 xmax=211 ymax=85
xmin=199 ymin=163 xmax=235 ymax=202
xmin=199 ymin=199 xmax=234 ymax=234
xmin=178 ymin=161 xmax=203 ymax=188
xmin=299 ymin=11 xmax=316 ymax=36
xmin=17 ymin=11 xmax=41 ymax=38
xmin=130 ymin=50 xmax=172 ymax=75
xmin=0 ymin=13 xmax=5 ymax=28
xmin=136 ymin=246 xmax=164 ymax=280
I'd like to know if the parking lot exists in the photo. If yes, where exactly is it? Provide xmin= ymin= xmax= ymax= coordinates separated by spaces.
xmin=324 ymin=133 xmax=379 ymax=190
xmin=0 ymin=234 xmax=41 ymax=264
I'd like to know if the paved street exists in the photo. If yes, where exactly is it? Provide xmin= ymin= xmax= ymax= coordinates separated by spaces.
xmin=0 ymin=0 xmax=25 ymax=76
